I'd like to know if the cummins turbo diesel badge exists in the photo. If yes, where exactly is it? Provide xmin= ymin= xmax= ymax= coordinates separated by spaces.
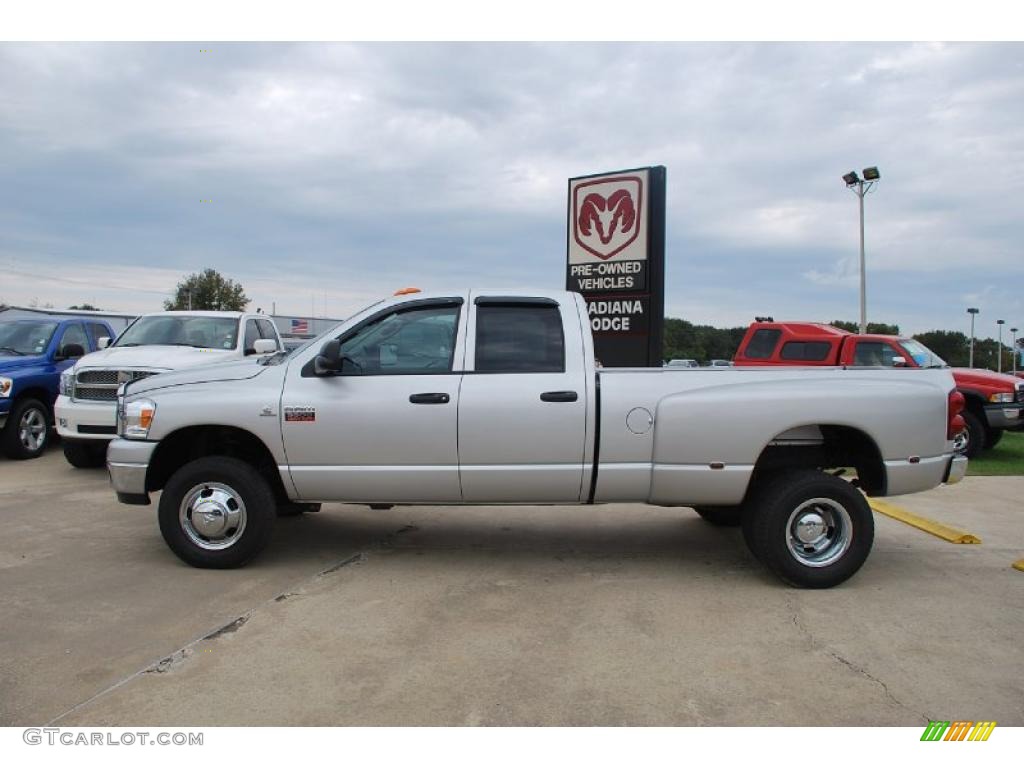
xmin=284 ymin=406 xmax=316 ymax=422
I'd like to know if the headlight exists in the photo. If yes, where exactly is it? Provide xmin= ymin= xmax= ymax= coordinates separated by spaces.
xmin=0 ymin=377 xmax=11 ymax=398
xmin=60 ymin=370 xmax=75 ymax=397
xmin=119 ymin=399 xmax=157 ymax=439
xmin=989 ymin=392 xmax=1015 ymax=404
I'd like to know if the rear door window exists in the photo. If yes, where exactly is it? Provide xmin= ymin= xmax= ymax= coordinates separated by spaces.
xmin=88 ymin=323 xmax=111 ymax=347
xmin=58 ymin=323 xmax=89 ymax=357
xmin=474 ymin=304 xmax=565 ymax=373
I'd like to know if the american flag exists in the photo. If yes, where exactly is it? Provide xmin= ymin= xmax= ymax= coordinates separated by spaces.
xmin=291 ymin=318 xmax=309 ymax=334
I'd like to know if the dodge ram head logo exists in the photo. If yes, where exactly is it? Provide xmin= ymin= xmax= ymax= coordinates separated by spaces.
xmin=573 ymin=176 xmax=643 ymax=260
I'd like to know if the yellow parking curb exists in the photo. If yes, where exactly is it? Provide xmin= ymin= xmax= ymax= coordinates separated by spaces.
xmin=868 ymin=499 xmax=982 ymax=544
xmin=1013 ymin=559 xmax=1024 ymax=572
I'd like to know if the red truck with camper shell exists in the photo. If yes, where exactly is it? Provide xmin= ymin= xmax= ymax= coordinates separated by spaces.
xmin=734 ymin=321 xmax=1023 ymax=458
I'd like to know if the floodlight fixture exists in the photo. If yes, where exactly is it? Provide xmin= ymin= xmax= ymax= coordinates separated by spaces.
xmin=842 ymin=165 xmax=880 ymax=333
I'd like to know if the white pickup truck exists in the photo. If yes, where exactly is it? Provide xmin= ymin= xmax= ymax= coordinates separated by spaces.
xmin=56 ymin=311 xmax=282 ymax=468
xmin=107 ymin=290 xmax=966 ymax=587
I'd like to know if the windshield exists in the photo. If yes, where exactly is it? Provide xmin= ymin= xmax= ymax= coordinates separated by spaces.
xmin=900 ymin=339 xmax=947 ymax=368
xmin=114 ymin=316 xmax=239 ymax=350
xmin=0 ymin=320 xmax=59 ymax=356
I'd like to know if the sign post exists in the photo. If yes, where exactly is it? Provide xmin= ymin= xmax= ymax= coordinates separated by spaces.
xmin=566 ymin=166 xmax=666 ymax=367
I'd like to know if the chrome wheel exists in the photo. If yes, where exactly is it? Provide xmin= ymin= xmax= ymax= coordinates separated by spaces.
xmin=786 ymin=497 xmax=852 ymax=568
xmin=19 ymin=406 xmax=47 ymax=452
xmin=179 ymin=482 xmax=247 ymax=551
xmin=953 ymin=429 xmax=968 ymax=455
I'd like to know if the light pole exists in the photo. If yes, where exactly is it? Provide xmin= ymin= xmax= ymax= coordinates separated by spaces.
xmin=996 ymin=319 xmax=1005 ymax=373
xmin=967 ymin=307 xmax=979 ymax=368
xmin=843 ymin=167 xmax=880 ymax=334
xmin=1012 ymin=327 xmax=1019 ymax=376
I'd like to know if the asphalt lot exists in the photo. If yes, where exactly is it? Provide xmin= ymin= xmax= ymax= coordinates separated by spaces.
xmin=1 ymin=446 xmax=1022 ymax=726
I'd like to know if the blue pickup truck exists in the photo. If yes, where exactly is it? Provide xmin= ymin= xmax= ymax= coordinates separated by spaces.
xmin=0 ymin=317 xmax=115 ymax=460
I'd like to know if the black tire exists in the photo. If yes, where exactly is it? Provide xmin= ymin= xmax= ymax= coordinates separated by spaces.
xmin=158 ymin=456 xmax=276 ymax=568
xmin=742 ymin=469 xmax=874 ymax=589
xmin=62 ymin=440 xmax=108 ymax=468
xmin=693 ymin=505 xmax=743 ymax=527
xmin=958 ymin=410 xmax=987 ymax=459
xmin=1 ymin=397 xmax=50 ymax=460
xmin=277 ymin=501 xmax=321 ymax=517
xmin=984 ymin=428 xmax=1004 ymax=450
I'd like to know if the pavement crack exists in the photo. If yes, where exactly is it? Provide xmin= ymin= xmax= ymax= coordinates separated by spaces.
xmin=784 ymin=594 xmax=930 ymax=724
xmin=314 ymin=522 xmax=419 ymax=578
xmin=145 ymin=648 xmax=192 ymax=674
xmin=317 ymin=552 xmax=367 ymax=576
xmin=203 ymin=614 xmax=249 ymax=640
xmin=45 ymin=520 xmax=421 ymax=725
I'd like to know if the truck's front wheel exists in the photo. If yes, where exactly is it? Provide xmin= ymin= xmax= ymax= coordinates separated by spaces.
xmin=1 ymin=398 xmax=50 ymax=460
xmin=158 ymin=456 xmax=276 ymax=568
xmin=742 ymin=470 xmax=873 ymax=588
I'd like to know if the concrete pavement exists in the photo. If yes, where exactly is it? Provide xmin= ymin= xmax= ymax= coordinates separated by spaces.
xmin=1 ymin=448 xmax=1021 ymax=726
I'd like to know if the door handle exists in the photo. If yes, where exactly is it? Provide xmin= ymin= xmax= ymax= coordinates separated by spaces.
xmin=409 ymin=392 xmax=450 ymax=404
xmin=540 ymin=390 xmax=578 ymax=403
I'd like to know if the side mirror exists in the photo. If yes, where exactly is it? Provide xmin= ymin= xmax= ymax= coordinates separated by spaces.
xmin=97 ymin=337 xmax=111 ymax=350
xmin=891 ymin=356 xmax=907 ymax=367
xmin=57 ymin=343 xmax=85 ymax=360
xmin=314 ymin=339 xmax=342 ymax=375
xmin=253 ymin=339 xmax=277 ymax=354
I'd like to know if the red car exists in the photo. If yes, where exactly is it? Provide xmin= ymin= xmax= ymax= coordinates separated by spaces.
xmin=734 ymin=321 xmax=1024 ymax=458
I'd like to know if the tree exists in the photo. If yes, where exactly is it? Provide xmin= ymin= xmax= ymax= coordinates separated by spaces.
xmin=69 ymin=303 xmax=101 ymax=311
xmin=830 ymin=320 xmax=901 ymax=335
xmin=663 ymin=317 xmax=746 ymax=363
xmin=913 ymin=330 xmax=969 ymax=367
xmin=165 ymin=269 xmax=249 ymax=311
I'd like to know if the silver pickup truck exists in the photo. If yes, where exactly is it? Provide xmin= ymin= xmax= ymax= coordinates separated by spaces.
xmin=108 ymin=289 xmax=966 ymax=587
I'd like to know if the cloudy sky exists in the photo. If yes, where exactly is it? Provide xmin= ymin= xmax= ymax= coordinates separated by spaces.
xmin=1 ymin=42 xmax=1022 ymax=338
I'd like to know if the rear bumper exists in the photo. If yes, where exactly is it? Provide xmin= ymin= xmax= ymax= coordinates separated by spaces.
xmin=943 ymin=455 xmax=968 ymax=485
xmin=107 ymin=438 xmax=158 ymax=505
xmin=983 ymin=403 xmax=1022 ymax=430
xmin=55 ymin=395 xmax=117 ymax=441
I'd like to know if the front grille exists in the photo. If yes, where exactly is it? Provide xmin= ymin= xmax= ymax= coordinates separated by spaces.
xmin=1017 ymin=383 xmax=1024 ymax=404
xmin=73 ymin=369 xmax=158 ymax=401
xmin=75 ymin=386 xmax=119 ymax=401
xmin=77 ymin=370 xmax=119 ymax=385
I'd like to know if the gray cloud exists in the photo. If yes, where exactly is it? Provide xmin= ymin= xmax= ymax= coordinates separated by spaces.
xmin=0 ymin=42 xmax=1022 ymax=338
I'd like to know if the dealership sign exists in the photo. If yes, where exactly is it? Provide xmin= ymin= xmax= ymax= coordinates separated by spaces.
xmin=566 ymin=166 xmax=666 ymax=367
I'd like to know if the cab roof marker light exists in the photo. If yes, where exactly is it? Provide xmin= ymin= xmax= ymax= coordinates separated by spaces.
xmin=394 ymin=287 xmax=422 ymax=296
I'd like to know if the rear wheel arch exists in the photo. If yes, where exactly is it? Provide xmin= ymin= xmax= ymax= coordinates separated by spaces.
xmin=749 ymin=423 xmax=885 ymax=497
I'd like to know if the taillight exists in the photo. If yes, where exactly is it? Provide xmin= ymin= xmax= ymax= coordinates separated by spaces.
xmin=947 ymin=390 xmax=965 ymax=440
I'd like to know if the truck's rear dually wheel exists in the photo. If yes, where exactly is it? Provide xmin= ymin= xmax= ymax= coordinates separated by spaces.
xmin=158 ymin=456 xmax=276 ymax=568
xmin=742 ymin=469 xmax=873 ymax=588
